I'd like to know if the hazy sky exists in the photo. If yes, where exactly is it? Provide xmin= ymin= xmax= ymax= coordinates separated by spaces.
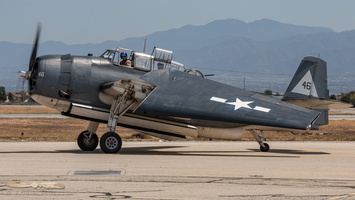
xmin=1 ymin=0 xmax=355 ymax=44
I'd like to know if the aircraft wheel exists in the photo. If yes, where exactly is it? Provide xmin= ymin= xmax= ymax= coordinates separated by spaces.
xmin=260 ymin=143 xmax=270 ymax=152
xmin=100 ymin=132 xmax=122 ymax=154
xmin=77 ymin=131 xmax=98 ymax=151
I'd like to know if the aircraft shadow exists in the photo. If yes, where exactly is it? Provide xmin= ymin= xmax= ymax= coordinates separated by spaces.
xmin=248 ymin=149 xmax=330 ymax=155
xmin=0 ymin=146 xmax=330 ymax=157
xmin=118 ymin=146 xmax=295 ymax=158
xmin=117 ymin=146 xmax=329 ymax=157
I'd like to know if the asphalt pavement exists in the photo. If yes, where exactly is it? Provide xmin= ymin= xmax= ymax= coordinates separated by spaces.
xmin=0 ymin=141 xmax=355 ymax=199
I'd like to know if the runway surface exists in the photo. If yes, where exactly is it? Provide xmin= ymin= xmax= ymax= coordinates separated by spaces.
xmin=0 ymin=141 xmax=355 ymax=199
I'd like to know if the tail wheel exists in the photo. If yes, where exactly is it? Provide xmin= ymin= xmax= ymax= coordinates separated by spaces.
xmin=100 ymin=132 xmax=122 ymax=154
xmin=77 ymin=131 xmax=98 ymax=151
xmin=260 ymin=143 xmax=270 ymax=152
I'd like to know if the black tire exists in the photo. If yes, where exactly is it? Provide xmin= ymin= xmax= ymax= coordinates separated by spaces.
xmin=260 ymin=143 xmax=270 ymax=152
xmin=100 ymin=132 xmax=122 ymax=154
xmin=77 ymin=131 xmax=99 ymax=151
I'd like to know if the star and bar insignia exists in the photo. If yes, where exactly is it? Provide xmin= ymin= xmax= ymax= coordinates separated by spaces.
xmin=210 ymin=96 xmax=271 ymax=113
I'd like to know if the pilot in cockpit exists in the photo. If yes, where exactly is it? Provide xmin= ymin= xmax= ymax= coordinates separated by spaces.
xmin=120 ymin=52 xmax=132 ymax=67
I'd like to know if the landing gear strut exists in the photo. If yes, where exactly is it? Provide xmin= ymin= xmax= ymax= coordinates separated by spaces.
xmin=100 ymin=81 xmax=136 ymax=154
xmin=251 ymin=130 xmax=270 ymax=152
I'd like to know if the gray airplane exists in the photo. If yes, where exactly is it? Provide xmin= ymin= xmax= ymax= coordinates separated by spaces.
xmin=18 ymin=25 xmax=338 ymax=153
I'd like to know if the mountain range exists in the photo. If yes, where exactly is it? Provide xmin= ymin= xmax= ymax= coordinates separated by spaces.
xmin=0 ymin=18 xmax=354 ymax=94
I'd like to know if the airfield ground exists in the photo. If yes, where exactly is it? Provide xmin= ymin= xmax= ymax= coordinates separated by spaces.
xmin=1 ymin=106 xmax=355 ymax=199
xmin=0 ymin=105 xmax=354 ymax=142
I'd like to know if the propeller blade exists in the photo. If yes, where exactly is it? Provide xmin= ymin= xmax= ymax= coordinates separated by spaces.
xmin=29 ymin=23 xmax=41 ymax=71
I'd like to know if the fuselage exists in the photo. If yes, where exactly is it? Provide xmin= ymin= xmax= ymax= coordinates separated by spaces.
xmin=29 ymin=54 xmax=320 ymax=141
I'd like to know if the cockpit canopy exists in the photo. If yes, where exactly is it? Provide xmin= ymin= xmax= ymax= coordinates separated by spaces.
xmin=100 ymin=47 xmax=204 ymax=77
xmin=100 ymin=47 xmax=133 ymax=66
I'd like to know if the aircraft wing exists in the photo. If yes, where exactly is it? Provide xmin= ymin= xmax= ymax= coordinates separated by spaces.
xmin=133 ymin=69 xmax=320 ymax=130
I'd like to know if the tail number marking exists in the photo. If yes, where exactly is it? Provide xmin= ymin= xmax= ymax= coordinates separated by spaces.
xmin=302 ymin=81 xmax=312 ymax=90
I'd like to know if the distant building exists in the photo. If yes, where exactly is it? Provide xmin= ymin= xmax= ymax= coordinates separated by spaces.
xmin=5 ymin=91 xmax=30 ymax=103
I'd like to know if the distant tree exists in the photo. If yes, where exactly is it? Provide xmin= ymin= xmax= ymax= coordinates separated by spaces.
xmin=340 ymin=91 xmax=355 ymax=106
xmin=340 ymin=92 xmax=351 ymax=102
xmin=340 ymin=93 xmax=346 ymax=101
xmin=0 ymin=86 xmax=6 ymax=101
xmin=329 ymin=94 xmax=337 ymax=100
xmin=350 ymin=95 xmax=355 ymax=106
xmin=264 ymin=89 xmax=273 ymax=95
xmin=7 ymin=92 xmax=13 ymax=102
xmin=275 ymin=92 xmax=282 ymax=96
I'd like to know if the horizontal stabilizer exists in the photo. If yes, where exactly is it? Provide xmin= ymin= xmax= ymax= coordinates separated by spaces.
xmin=311 ymin=109 xmax=328 ymax=130
xmin=284 ymin=99 xmax=352 ymax=109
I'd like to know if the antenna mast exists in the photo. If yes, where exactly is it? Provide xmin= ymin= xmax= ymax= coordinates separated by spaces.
xmin=143 ymin=38 xmax=147 ymax=53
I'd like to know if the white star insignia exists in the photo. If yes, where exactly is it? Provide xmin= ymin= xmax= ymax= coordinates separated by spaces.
xmin=226 ymin=98 xmax=253 ymax=111
xmin=210 ymin=96 xmax=271 ymax=113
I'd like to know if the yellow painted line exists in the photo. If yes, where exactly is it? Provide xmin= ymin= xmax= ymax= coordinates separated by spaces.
xmin=328 ymin=193 xmax=355 ymax=200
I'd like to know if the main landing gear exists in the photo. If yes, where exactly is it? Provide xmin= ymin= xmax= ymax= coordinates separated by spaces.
xmin=76 ymin=83 xmax=136 ymax=154
xmin=76 ymin=80 xmax=153 ymax=154
xmin=251 ymin=129 xmax=270 ymax=152
xmin=76 ymin=121 xmax=123 ymax=154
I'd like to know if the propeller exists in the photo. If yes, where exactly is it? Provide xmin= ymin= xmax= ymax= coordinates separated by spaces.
xmin=17 ymin=23 xmax=42 ymax=99
xmin=18 ymin=23 xmax=41 ymax=81
xmin=29 ymin=23 xmax=41 ymax=72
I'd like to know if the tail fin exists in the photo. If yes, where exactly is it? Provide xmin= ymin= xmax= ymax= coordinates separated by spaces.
xmin=283 ymin=56 xmax=329 ymax=129
xmin=283 ymin=56 xmax=352 ymax=129
xmin=284 ymin=56 xmax=328 ymax=100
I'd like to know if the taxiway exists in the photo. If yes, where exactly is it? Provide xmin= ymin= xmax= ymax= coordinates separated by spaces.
xmin=0 ymin=141 xmax=355 ymax=199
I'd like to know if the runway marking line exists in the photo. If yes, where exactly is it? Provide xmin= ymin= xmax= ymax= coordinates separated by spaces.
xmin=328 ymin=192 xmax=355 ymax=200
